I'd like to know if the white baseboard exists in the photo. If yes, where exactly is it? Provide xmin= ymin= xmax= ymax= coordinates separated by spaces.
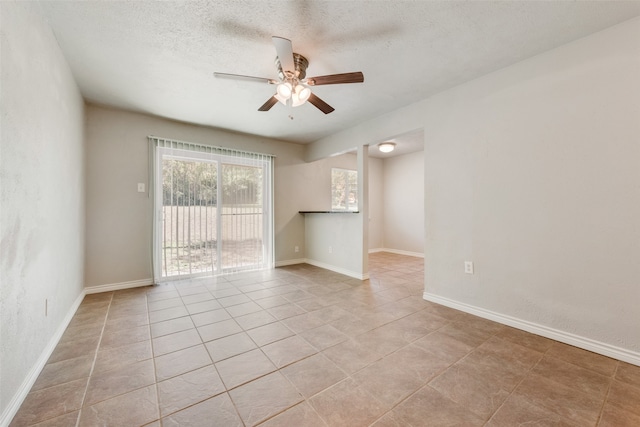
xmin=423 ymin=292 xmax=640 ymax=367
xmin=0 ymin=291 xmax=85 ymax=427
xmin=1 ymin=278 xmax=156 ymax=426
xmin=275 ymin=258 xmax=306 ymax=267
xmin=370 ymin=248 xmax=424 ymax=258
xmin=304 ymin=259 xmax=369 ymax=281
xmin=84 ymin=278 xmax=153 ymax=294
xmin=277 ymin=258 xmax=368 ymax=280
xmin=279 ymin=251 xmax=424 ymax=278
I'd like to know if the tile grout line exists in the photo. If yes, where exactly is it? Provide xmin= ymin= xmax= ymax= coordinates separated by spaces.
xmin=153 ymin=282 xmax=244 ymax=424
xmin=183 ymin=289 xmax=242 ymax=425
xmin=594 ymin=361 xmax=619 ymax=427
xmin=482 ymin=342 xmax=551 ymax=426
xmin=204 ymin=277 xmax=337 ymax=425
xmin=74 ymin=292 xmax=115 ymax=427
xmin=76 ymin=258 xmax=619 ymax=423
xmin=229 ymin=278 xmax=306 ymax=425
xmin=327 ymin=318 xmax=459 ymax=426
xmin=147 ymin=289 xmax=163 ymax=426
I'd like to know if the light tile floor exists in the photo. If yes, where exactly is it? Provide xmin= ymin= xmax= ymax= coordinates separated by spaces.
xmin=11 ymin=252 xmax=640 ymax=426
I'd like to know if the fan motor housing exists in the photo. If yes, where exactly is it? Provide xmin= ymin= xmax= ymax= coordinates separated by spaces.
xmin=276 ymin=53 xmax=309 ymax=80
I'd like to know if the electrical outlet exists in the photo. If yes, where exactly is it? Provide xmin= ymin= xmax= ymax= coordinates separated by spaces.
xmin=464 ymin=261 xmax=474 ymax=274
xmin=328 ymin=246 xmax=333 ymax=254
xmin=294 ymin=246 xmax=299 ymax=253
xmin=137 ymin=183 xmax=145 ymax=193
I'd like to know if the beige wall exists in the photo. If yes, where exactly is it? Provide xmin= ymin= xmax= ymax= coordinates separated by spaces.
xmin=85 ymin=105 xmax=309 ymax=287
xmin=422 ymin=18 xmax=640 ymax=361
xmin=289 ymin=152 xmax=385 ymax=253
xmin=84 ymin=109 xmax=382 ymax=284
xmin=307 ymin=17 xmax=640 ymax=362
xmin=299 ymin=148 xmax=425 ymax=275
xmin=293 ymin=153 xmax=358 ymax=212
xmin=296 ymin=152 xmax=377 ymax=278
xmin=0 ymin=2 xmax=85 ymax=421
xmin=382 ymin=151 xmax=424 ymax=255
xmin=368 ymin=157 xmax=384 ymax=250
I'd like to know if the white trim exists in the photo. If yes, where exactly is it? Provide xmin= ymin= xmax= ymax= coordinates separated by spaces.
xmin=304 ymin=259 xmax=369 ymax=280
xmin=423 ymin=292 xmax=640 ymax=367
xmin=370 ymin=248 xmax=424 ymax=258
xmin=277 ymin=258 xmax=371 ymax=280
xmin=1 ymin=277 xmax=156 ymax=426
xmin=275 ymin=258 xmax=306 ymax=267
xmin=84 ymin=278 xmax=154 ymax=294
xmin=0 ymin=292 xmax=85 ymax=427
xmin=151 ymin=141 xmax=275 ymax=281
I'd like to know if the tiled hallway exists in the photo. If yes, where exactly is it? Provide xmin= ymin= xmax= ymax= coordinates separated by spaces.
xmin=11 ymin=253 xmax=640 ymax=426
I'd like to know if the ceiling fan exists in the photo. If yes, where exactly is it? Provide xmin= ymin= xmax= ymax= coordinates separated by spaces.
xmin=214 ymin=36 xmax=364 ymax=114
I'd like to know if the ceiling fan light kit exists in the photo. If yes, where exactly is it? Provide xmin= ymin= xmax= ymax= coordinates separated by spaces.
xmin=277 ymin=82 xmax=292 ymax=98
xmin=215 ymin=36 xmax=364 ymax=115
xmin=276 ymin=81 xmax=311 ymax=107
xmin=379 ymin=142 xmax=396 ymax=153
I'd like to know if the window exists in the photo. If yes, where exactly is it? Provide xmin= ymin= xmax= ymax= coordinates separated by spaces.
xmin=150 ymin=136 xmax=274 ymax=282
xmin=331 ymin=168 xmax=358 ymax=211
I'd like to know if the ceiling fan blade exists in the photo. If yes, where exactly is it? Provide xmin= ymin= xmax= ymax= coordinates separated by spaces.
xmin=272 ymin=36 xmax=295 ymax=73
xmin=258 ymin=96 xmax=279 ymax=112
xmin=307 ymin=93 xmax=335 ymax=114
xmin=214 ymin=72 xmax=277 ymax=84
xmin=306 ymin=72 xmax=364 ymax=86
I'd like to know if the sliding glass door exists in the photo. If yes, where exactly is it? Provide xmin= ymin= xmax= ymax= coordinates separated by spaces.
xmin=161 ymin=155 xmax=218 ymax=277
xmin=152 ymin=139 xmax=273 ymax=281
xmin=220 ymin=162 xmax=265 ymax=271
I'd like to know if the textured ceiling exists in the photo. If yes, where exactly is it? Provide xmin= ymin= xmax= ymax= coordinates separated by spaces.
xmin=37 ymin=1 xmax=640 ymax=145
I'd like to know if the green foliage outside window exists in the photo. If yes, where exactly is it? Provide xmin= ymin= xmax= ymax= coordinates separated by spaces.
xmin=162 ymin=159 xmax=262 ymax=206
xmin=331 ymin=168 xmax=358 ymax=211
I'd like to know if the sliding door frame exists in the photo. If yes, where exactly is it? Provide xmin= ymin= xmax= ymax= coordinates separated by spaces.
xmin=150 ymin=136 xmax=274 ymax=283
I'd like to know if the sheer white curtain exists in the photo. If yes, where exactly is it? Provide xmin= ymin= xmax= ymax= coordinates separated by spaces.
xmin=149 ymin=136 xmax=274 ymax=283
